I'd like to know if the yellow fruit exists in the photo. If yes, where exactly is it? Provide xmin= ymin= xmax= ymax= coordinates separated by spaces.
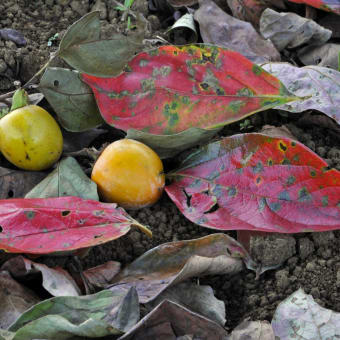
xmin=91 ymin=139 xmax=165 ymax=209
xmin=0 ymin=105 xmax=63 ymax=171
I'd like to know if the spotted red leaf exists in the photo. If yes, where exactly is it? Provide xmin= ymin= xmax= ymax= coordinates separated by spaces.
xmin=288 ymin=0 xmax=340 ymax=14
xmin=81 ymin=45 xmax=297 ymax=135
xmin=0 ymin=196 xmax=150 ymax=254
xmin=165 ymin=133 xmax=340 ymax=232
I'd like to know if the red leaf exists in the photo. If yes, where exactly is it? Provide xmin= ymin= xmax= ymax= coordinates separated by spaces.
xmin=0 ymin=196 xmax=150 ymax=254
xmin=82 ymin=45 xmax=297 ymax=135
xmin=165 ymin=133 xmax=340 ymax=232
xmin=288 ymin=0 xmax=340 ymax=14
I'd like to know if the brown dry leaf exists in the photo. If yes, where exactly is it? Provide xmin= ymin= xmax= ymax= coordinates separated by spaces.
xmin=110 ymin=234 xmax=250 ymax=303
xmin=298 ymin=43 xmax=340 ymax=70
xmin=258 ymin=125 xmax=297 ymax=140
xmin=0 ymin=167 xmax=46 ymax=199
xmin=194 ymin=0 xmax=280 ymax=63
xmin=226 ymin=0 xmax=287 ymax=29
xmin=147 ymin=282 xmax=226 ymax=326
xmin=83 ymin=261 xmax=121 ymax=290
xmin=227 ymin=0 xmax=287 ymax=29
xmin=260 ymin=8 xmax=331 ymax=51
xmin=0 ymin=271 xmax=41 ymax=329
xmin=229 ymin=320 xmax=275 ymax=339
xmin=1 ymin=256 xmax=81 ymax=297
xmin=118 ymin=300 xmax=229 ymax=340
xmin=226 ymin=0 xmax=267 ymax=29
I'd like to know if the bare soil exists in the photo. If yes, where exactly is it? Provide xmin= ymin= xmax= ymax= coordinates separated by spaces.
xmin=1 ymin=0 xmax=340 ymax=332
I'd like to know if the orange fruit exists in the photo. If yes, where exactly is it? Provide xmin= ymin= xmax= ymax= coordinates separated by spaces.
xmin=91 ymin=139 xmax=165 ymax=209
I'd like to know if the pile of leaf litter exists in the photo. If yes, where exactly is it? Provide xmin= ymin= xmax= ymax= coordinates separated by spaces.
xmin=0 ymin=0 xmax=340 ymax=339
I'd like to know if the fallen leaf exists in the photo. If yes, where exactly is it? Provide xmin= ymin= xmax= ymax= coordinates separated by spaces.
xmin=298 ymin=43 xmax=340 ymax=70
xmin=39 ymin=67 xmax=104 ymax=132
xmin=9 ymin=287 xmax=139 ymax=339
xmin=0 ymin=196 xmax=151 ymax=254
xmin=260 ymin=8 xmax=331 ymax=51
xmin=288 ymin=0 xmax=340 ymax=15
xmin=62 ymin=128 xmax=107 ymax=153
xmin=0 ymin=167 xmax=46 ymax=199
xmin=226 ymin=0 xmax=268 ymax=29
xmin=165 ymin=133 xmax=340 ymax=233
xmin=56 ymin=11 xmax=143 ymax=77
xmin=119 ymin=300 xmax=228 ymax=340
xmin=1 ymin=256 xmax=81 ymax=297
xmin=194 ymin=0 xmax=280 ymax=63
xmin=230 ymin=320 xmax=275 ymax=339
xmin=0 ymin=271 xmax=40 ymax=330
xmin=82 ymin=261 xmax=121 ymax=290
xmin=25 ymin=157 xmax=99 ymax=200
xmin=147 ymin=282 xmax=226 ymax=326
xmin=272 ymin=288 xmax=340 ymax=339
xmin=167 ymin=13 xmax=198 ymax=45
xmin=82 ymin=44 xmax=297 ymax=135
xmin=110 ymin=234 xmax=250 ymax=303
xmin=262 ymin=63 xmax=340 ymax=124
xmin=126 ymin=127 xmax=221 ymax=159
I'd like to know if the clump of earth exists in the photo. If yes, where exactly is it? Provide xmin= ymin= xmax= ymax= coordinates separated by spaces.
xmin=1 ymin=0 xmax=340 ymax=331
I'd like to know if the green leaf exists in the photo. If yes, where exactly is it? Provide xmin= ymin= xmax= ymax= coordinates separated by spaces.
xmin=25 ymin=157 xmax=99 ymax=200
xmin=126 ymin=127 xmax=221 ymax=159
xmin=39 ymin=67 xmax=104 ymax=132
xmin=9 ymin=288 xmax=139 ymax=340
xmin=60 ymin=38 xmax=143 ymax=77
xmin=58 ymin=11 xmax=101 ymax=54
xmin=56 ymin=11 xmax=142 ymax=77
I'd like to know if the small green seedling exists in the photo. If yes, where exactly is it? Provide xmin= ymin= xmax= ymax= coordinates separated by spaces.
xmin=115 ymin=0 xmax=136 ymax=30
xmin=47 ymin=33 xmax=59 ymax=47
xmin=239 ymin=119 xmax=253 ymax=131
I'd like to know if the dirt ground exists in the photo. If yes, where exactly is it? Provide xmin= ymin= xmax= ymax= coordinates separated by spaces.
xmin=1 ymin=0 xmax=340 ymax=331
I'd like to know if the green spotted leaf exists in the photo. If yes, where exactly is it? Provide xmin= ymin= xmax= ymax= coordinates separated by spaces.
xmin=165 ymin=133 xmax=340 ymax=232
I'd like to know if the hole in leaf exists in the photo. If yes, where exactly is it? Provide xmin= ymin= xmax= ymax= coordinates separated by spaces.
xmin=183 ymin=189 xmax=192 ymax=207
xmin=61 ymin=210 xmax=71 ymax=217
xmin=53 ymin=80 xmax=59 ymax=87
xmin=94 ymin=234 xmax=103 ymax=239
xmin=7 ymin=189 xmax=14 ymax=198
xmin=204 ymin=202 xmax=220 ymax=214
xmin=0 ymin=226 xmax=2 ymax=232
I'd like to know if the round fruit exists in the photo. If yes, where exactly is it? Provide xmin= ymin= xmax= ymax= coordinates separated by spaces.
xmin=0 ymin=105 xmax=63 ymax=171
xmin=91 ymin=139 xmax=165 ymax=209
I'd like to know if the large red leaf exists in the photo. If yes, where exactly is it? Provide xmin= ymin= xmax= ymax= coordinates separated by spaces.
xmin=288 ymin=0 xmax=340 ymax=14
xmin=82 ymin=45 xmax=297 ymax=135
xmin=0 ymin=196 xmax=150 ymax=254
xmin=165 ymin=133 xmax=340 ymax=232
